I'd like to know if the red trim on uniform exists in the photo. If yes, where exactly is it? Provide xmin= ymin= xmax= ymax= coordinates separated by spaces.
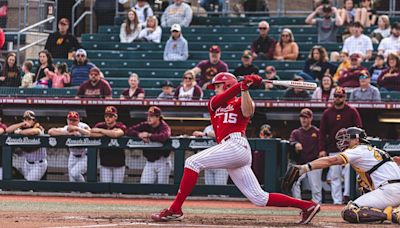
xmin=169 ymin=168 xmax=199 ymax=213
xmin=266 ymin=193 xmax=314 ymax=210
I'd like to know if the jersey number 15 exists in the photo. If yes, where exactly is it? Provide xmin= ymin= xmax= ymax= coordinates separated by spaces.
xmin=223 ymin=113 xmax=238 ymax=124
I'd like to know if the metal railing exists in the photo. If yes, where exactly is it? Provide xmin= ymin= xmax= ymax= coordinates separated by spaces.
xmin=71 ymin=0 xmax=94 ymax=36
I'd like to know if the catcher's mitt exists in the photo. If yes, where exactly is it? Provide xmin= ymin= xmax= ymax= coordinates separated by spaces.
xmin=281 ymin=164 xmax=301 ymax=193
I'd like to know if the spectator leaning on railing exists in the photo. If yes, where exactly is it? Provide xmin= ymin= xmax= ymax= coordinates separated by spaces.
xmin=161 ymin=0 xmax=192 ymax=27
xmin=48 ymin=111 xmax=91 ymax=182
xmin=138 ymin=16 xmax=162 ymax=43
xmin=174 ymin=70 xmax=203 ymax=100
xmin=70 ymin=48 xmax=96 ymax=87
xmin=341 ymin=22 xmax=373 ymax=60
xmin=76 ymin=67 xmax=112 ymax=99
xmin=121 ymin=73 xmax=145 ymax=99
xmin=127 ymin=106 xmax=172 ymax=184
xmin=163 ymin=24 xmax=188 ymax=61
xmin=377 ymin=53 xmax=400 ymax=91
xmin=251 ymin=21 xmax=276 ymax=60
xmin=45 ymin=18 xmax=81 ymax=59
xmin=233 ymin=50 xmax=259 ymax=76
xmin=6 ymin=111 xmax=47 ymax=181
xmin=273 ymin=28 xmax=299 ymax=61
xmin=91 ymin=106 xmax=127 ymax=183
xmin=192 ymin=45 xmax=228 ymax=89
xmin=120 ymin=9 xmax=141 ymax=43
xmin=305 ymin=4 xmax=343 ymax=43
xmin=0 ymin=52 xmax=21 ymax=87
xmin=377 ymin=22 xmax=400 ymax=57
xmin=349 ymin=73 xmax=381 ymax=102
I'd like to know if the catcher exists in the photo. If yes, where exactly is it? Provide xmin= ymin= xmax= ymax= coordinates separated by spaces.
xmin=282 ymin=126 xmax=400 ymax=224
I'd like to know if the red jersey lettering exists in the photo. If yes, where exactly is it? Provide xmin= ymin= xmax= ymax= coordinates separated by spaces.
xmin=208 ymin=97 xmax=249 ymax=143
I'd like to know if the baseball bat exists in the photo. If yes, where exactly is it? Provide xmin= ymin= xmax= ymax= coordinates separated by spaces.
xmin=237 ymin=76 xmax=317 ymax=90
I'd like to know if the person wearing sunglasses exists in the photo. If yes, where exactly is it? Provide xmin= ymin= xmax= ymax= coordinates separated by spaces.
xmin=273 ymin=28 xmax=299 ymax=61
xmin=45 ymin=18 xmax=81 ymax=59
xmin=48 ymin=111 xmax=91 ymax=182
xmin=70 ymin=48 xmax=97 ymax=87
xmin=174 ymin=70 xmax=203 ymax=100
xmin=319 ymin=86 xmax=362 ymax=205
xmin=250 ymin=20 xmax=276 ymax=60
xmin=163 ymin=24 xmax=188 ymax=61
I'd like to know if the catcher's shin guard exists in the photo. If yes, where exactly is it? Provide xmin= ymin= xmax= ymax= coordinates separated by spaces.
xmin=341 ymin=202 xmax=393 ymax=223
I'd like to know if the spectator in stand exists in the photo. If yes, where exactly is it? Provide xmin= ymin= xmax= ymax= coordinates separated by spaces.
xmin=94 ymin=0 xmax=125 ymax=30
xmin=48 ymin=111 xmax=91 ymax=182
xmin=157 ymin=80 xmax=175 ymax=99
xmin=127 ymin=106 xmax=172 ymax=184
xmin=6 ymin=111 xmax=47 ymax=181
xmin=311 ymin=74 xmax=335 ymax=101
xmin=233 ymin=50 xmax=259 ymax=76
xmin=273 ymin=28 xmax=299 ymax=61
xmin=192 ymin=45 xmax=228 ymax=89
xmin=200 ymin=0 xmax=225 ymax=12
xmin=76 ymin=67 xmax=112 ymax=98
xmin=298 ymin=45 xmax=337 ymax=81
xmin=163 ymin=24 xmax=188 ymax=61
xmin=34 ymin=50 xmax=54 ymax=86
xmin=138 ymin=16 xmax=162 ymax=43
xmin=368 ymin=54 xmax=386 ymax=85
xmin=290 ymin=108 xmax=322 ymax=204
xmin=349 ymin=73 xmax=381 ymax=101
xmin=174 ymin=70 xmax=203 ymax=100
xmin=282 ymin=76 xmax=311 ymax=100
xmin=20 ymin=60 xmax=34 ymax=88
xmin=121 ymin=73 xmax=145 ymax=99
xmin=342 ymin=22 xmax=373 ymax=60
xmin=70 ymin=49 xmax=96 ymax=87
xmin=161 ymin=0 xmax=192 ymax=27
xmin=45 ymin=63 xmax=71 ymax=88
xmin=319 ymin=86 xmax=362 ymax=205
xmin=355 ymin=0 xmax=377 ymax=28
xmin=120 ymin=9 xmax=141 ymax=43
xmin=370 ymin=15 xmax=390 ymax=44
xmin=377 ymin=22 xmax=400 ymax=57
xmin=333 ymin=51 xmax=350 ymax=81
xmin=337 ymin=52 xmax=369 ymax=88
xmin=262 ymin=66 xmax=281 ymax=91
xmin=0 ymin=52 xmax=21 ymax=87
xmin=377 ymin=53 xmax=400 ymax=91
xmin=45 ymin=18 xmax=81 ymax=59
xmin=251 ymin=21 xmax=276 ymax=60
xmin=134 ymin=0 xmax=154 ymax=25
xmin=305 ymin=4 xmax=343 ymax=43
xmin=338 ymin=0 xmax=356 ymax=25
xmin=91 ymin=106 xmax=127 ymax=183
xmin=251 ymin=124 xmax=274 ymax=184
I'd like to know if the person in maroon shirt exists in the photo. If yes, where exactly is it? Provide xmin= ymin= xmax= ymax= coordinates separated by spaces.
xmin=251 ymin=21 xmax=276 ymax=60
xmin=126 ymin=106 xmax=172 ymax=184
xmin=337 ymin=52 xmax=369 ymax=88
xmin=377 ymin=53 xmax=400 ymax=91
xmin=191 ymin=45 xmax=228 ymax=89
xmin=76 ymin=67 xmax=112 ymax=98
xmin=290 ymin=108 xmax=322 ymax=204
xmin=120 ymin=73 xmax=145 ymax=99
xmin=90 ymin=106 xmax=127 ymax=183
xmin=319 ymin=86 xmax=362 ymax=204
xmin=251 ymin=124 xmax=273 ymax=185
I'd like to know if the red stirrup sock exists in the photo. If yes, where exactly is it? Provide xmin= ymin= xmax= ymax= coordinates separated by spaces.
xmin=169 ymin=168 xmax=199 ymax=212
xmin=266 ymin=193 xmax=314 ymax=211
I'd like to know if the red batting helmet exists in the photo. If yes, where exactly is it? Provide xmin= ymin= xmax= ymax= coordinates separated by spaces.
xmin=207 ymin=72 xmax=238 ymax=90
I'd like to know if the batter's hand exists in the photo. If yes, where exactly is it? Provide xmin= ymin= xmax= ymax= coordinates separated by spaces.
xmin=394 ymin=156 xmax=400 ymax=166
xmin=243 ymin=75 xmax=263 ymax=87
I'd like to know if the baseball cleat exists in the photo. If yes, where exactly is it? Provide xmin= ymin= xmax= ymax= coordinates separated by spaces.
xmin=298 ymin=203 xmax=321 ymax=224
xmin=151 ymin=208 xmax=184 ymax=222
xmin=392 ymin=206 xmax=400 ymax=224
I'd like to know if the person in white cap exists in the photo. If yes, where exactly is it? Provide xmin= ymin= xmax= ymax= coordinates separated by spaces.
xmin=163 ymin=24 xmax=188 ymax=61
xmin=70 ymin=48 xmax=97 ymax=87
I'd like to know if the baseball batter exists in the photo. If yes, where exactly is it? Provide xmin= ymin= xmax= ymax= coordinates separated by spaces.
xmin=151 ymin=73 xmax=320 ymax=224
xmin=48 ymin=111 xmax=91 ymax=182
xmin=295 ymin=127 xmax=400 ymax=224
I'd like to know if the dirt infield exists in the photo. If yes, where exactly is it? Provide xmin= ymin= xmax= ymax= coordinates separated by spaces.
xmin=0 ymin=194 xmax=394 ymax=227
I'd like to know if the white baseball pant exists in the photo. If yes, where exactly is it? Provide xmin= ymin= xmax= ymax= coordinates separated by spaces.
xmin=100 ymin=166 xmax=125 ymax=183
xmin=140 ymin=156 xmax=172 ymax=184
xmin=185 ymin=132 xmax=269 ymax=206
xmin=328 ymin=152 xmax=350 ymax=204
xmin=68 ymin=153 xmax=87 ymax=182
xmin=23 ymin=159 xmax=48 ymax=181
xmin=205 ymin=169 xmax=229 ymax=185
xmin=354 ymin=183 xmax=400 ymax=209
xmin=291 ymin=169 xmax=322 ymax=203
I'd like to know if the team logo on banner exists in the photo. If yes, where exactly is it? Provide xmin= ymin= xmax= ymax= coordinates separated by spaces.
xmin=5 ymin=137 xmax=41 ymax=145
xmin=171 ymin=139 xmax=180 ymax=149
xmin=48 ymin=137 xmax=57 ymax=147
xmin=188 ymin=140 xmax=216 ymax=149
xmin=126 ymin=139 xmax=163 ymax=148
xmin=108 ymin=139 xmax=120 ymax=147
xmin=66 ymin=138 xmax=102 ymax=147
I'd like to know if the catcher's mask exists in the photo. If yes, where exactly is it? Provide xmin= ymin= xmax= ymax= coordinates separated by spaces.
xmin=335 ymin=127 xmax=369 ymax=152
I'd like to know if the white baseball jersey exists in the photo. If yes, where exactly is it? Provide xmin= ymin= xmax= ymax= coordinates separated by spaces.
xmin=59 ymin=122 xmax=90 ymax=155
xmin=339 ymin=144 xmax=400 ymax=190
